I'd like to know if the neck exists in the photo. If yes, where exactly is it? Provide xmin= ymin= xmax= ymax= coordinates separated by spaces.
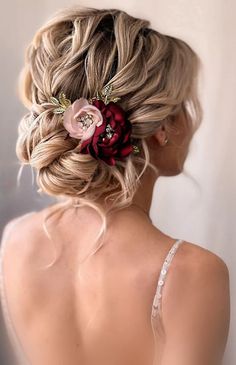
xmin=71 ymin=167 xmax=159 ymax=216
xmin=132 ymin=167 xmax=159 ymax=215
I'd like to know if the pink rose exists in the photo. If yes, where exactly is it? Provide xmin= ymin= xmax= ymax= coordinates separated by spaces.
xmin=63 ymin=98 xmax=103 ymax=141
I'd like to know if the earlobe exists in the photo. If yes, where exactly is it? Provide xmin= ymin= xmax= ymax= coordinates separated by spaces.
xmin=154 ymin=125 xmax=169 ymax=146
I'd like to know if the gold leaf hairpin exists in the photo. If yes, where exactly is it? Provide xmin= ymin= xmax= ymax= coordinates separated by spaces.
xmin=50 ymin=92 xmax=71 ymax=114
xmin=50 ymin=84 xmax=121 ymax=116
xmin=94 ymin=84 xmax=121 ymax=105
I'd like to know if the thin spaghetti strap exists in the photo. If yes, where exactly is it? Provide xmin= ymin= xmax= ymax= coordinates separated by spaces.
xmin=150 ymin=239 xmax=184 ymax=365
xmin=0 ymin=212 xmax=35 ymax=365
xmin=151 ymin=239 xmax=183 ymax=319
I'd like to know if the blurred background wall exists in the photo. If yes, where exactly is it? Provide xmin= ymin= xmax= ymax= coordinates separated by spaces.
xmin=0 ymin=0 xmax=235 ymax=363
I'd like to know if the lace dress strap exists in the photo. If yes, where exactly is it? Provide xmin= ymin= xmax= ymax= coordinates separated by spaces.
xmin=0 ymin=212 xmax=35 ymax=365
xmin=150 ymin=239 xmax=183 ymax=364
xmin=151 ymin=238 xmax=183 ymax=318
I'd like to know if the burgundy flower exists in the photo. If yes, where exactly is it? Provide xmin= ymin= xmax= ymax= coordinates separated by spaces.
xmin=79 ymin=99 xmax=133 ymax=166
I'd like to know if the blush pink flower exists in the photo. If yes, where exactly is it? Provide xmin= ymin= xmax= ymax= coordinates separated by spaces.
xmin=63 ymin=98 xmax=103 ymax=141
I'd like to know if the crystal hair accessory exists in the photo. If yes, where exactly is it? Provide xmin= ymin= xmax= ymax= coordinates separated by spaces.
xmin=49 ymin=84 xmax=140 ymax=166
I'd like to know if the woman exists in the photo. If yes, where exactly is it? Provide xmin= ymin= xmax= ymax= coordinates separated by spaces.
xmin=0 ymin=6 xmax=230 ymax=365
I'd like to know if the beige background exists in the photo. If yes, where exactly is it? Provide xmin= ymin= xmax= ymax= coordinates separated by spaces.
xmin=0 ymin=0 xmax=235 ymax=363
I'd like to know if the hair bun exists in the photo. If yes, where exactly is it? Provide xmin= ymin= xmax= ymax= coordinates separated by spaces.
xmin=16 ymin=7 xmax=201 ymax=205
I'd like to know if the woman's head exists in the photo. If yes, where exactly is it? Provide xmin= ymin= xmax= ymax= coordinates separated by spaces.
xmin=16 ymin=6 xmax=202 ymax=215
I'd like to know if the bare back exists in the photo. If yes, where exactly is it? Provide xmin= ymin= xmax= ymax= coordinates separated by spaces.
xmin=0 ymin=204 xmax=230 ymax=365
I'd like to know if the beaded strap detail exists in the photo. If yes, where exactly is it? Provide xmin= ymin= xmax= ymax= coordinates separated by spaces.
xmin=151 ymin=239 xmax=183 ymax=318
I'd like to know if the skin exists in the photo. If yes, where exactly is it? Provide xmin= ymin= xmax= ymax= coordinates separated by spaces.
xmin=1 ymin=110 xmax=230 ymax=365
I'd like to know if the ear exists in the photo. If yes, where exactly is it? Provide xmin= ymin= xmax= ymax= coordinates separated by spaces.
xmin=153 ymin=124 xmax=168 ymax=146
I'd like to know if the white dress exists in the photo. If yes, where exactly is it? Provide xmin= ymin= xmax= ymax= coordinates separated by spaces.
xmin=0 ymin=212 xmax=183 ymax=365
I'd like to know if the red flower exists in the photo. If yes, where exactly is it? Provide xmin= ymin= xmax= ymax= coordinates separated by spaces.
xmin=79 ymin=99 xmax=133 ymax=166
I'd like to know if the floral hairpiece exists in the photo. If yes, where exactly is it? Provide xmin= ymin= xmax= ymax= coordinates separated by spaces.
xmin=49 ymin=84 xmax=139 ymax=166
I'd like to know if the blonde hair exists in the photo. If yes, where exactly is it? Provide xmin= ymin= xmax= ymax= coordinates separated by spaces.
xmin=16 ymin=6 xmax=202 ymax=263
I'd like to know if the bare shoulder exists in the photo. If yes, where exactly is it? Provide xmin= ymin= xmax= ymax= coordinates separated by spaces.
xmin=1 ymin=203 xmax=63 ymax=255
xmin=160 ymin=240 xmax=230 ymax=363
xmin=2 ymin=211 xmax=35 ymax=237
xmin=0 ymin=208 xmax=57 ymax=320
xmin=1 ymin=210 xmax=44 ymax=258
xmin=150 ymin=228 xmax=229 ymax=290
xmin=0 ymin=207 xmax=59 ymax=287
xmin=0 ymin=210 xmax=48 ymax=293
xmin=176 ymin=240 xmax=229 ymax=281
xmin=165 ymin=240 xmax=230 ymax=308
